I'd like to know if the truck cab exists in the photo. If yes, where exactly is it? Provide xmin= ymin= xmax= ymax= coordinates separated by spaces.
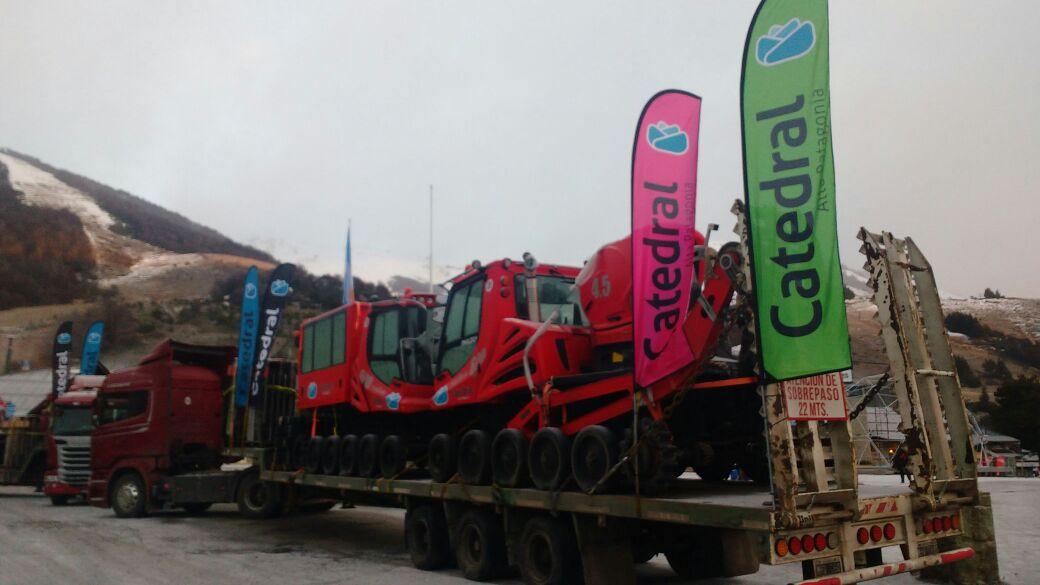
xmin=44 ymin=381 xmax=99 ymax=505
xmin=88 ymin=340 xmax=235 ymax=516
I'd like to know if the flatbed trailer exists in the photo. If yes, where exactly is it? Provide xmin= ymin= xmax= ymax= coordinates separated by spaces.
xmin=238 ymin=224 xmax=999 ymax=585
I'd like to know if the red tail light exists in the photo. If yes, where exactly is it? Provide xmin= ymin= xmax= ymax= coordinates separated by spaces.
xmin=883 ymin=523 xmax=896 ymax=540
xmin=951 ymin=514 xmax=961 ymax=530
xmin=857 ymin=527 xmax=870 ymax=544
xmin=788 ymin=536 xmax=802 ymax=555
xmin=932 ymin=517 xmax=944 ymax=533
xmin=815 ymin=533 xmax=827 ymax=551
xmin=922 ymin=519 xmax=932 ymax=534
xmin=801 ymin=534 xmax=815 ymax=553
xmin=942 ymin=516 xmax=952 ymax=531
xmin=870 ymin=525 xmax=883 ymax=542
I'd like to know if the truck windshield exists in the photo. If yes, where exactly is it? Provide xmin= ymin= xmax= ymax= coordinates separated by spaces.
xmin=51 ymin=406 xmax=94 ymax=435
xmin=516 ymin=276 xmax=588 ymax=326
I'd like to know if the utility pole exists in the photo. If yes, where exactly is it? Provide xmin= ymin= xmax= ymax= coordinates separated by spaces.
xmin=429 ymin=184 xmax=434 ymax=293
xmin=3 ymin=335 xmax=14 ymax=375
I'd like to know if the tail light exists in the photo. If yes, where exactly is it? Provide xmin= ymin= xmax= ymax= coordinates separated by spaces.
xmin=775 ymin=538 xmax=789 ymax=557
xmin=801 ymin=534 xmax=815 ymax=553
xmin=788 ymin=536 xmax=802 ymax=555
xmin=815 ymin=533 xmax=827 ymax=551
xmin=883 ymin=523 xmax=896 ymax=540
xmin=942 ymin=517 xmax=952 ymax=531
xmin=870 ymin=525 xmax=883 ymax=543
xmin=857 ymin=527 xmax=870 ymax=544
xmin=922 ymin=519 xmax=932 ymax=534
xmin=932 ymin=517 xmax=943 ymax=533
xmin=951 ymin=514 xmax=961 ymax=530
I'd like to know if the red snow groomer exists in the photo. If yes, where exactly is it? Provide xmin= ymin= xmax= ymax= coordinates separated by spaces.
xmin=293 ymin=231 xmax=765 ymax=493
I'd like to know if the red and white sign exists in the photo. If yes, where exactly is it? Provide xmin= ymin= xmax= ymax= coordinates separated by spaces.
xmin=781 ymin=372 xmax=848 ymax=421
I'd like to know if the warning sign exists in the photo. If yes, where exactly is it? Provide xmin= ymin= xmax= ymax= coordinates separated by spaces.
xmin=781 ymin=372 xmax=848 ymax=421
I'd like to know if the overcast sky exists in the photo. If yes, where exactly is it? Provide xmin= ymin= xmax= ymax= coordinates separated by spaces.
xmin=2 ymin=1 xmax=1038 ymax=297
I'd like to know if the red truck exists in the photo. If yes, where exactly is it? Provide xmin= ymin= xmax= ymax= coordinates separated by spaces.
xmin=87 ymin=339 xmax=297 ymax=518
xmin=44 ymin=381 xmax=100 ymax=505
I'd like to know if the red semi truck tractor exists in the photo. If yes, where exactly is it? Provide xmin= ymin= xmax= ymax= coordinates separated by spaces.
xmin=44 ymin=380 xmax=100 ymax=505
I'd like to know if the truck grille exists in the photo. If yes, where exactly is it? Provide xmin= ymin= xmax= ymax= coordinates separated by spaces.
xmin=56 ymin=436 xmax=91 ymax=487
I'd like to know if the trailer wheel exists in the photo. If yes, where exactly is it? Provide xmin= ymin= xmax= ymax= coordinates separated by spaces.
xmin=455 ymin=508 xmax=508 ymax=581
xmin=528 ymin=427 xmax=571 ymax=491
xmin=458 ymin=430 xmax=493 ymax=485
xmin=304 ymin=437 xmax=324 ymax=473
xmin=357 ymin=434 xmax=381 ymax=478
xmin=339 ymin=434 xmax=359 ymax=476
xmin=321 ymin=436 xmax=341 ymax=475
xmin=663 ymin=534 xmax=724 ymax=578
xmin=405 ymin=504 xmax=452 ymax=570
xmin=380 ymin=435 xmax=407 ymax=478
xmin=518 ymin=515 xmax=582 ymax=585
xmin=428 ymin=433 xmax=456 ymax=483
xmin=237 ymin=472 xmax=283 ymax=519
xmin=572 ymin=425 xmax=618 ymax=493
xmin=111 ymin=472 xmax=148 ymax=518
xmin=49 ymin=495 xmax=70 ymax=506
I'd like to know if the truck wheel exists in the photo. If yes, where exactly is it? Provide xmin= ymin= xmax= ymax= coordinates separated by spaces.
xmin=290 ymin=435 xmax=309 ymax=469
xmin=454 ymin=508 xmax=507 ymax=581
xmin=111 ymin=472 xmax=148 ymax=518
xmin=529 ymin=427 xmax=571 ymax=491
xmin=237 ymin=472 xmax=283 ymax=519
xmin=518 ymin=515 xmax=582 ymax=585
xmin=663 ymin=535 xmax=724 ymax=578
xmin=339 ymin=434 xmax=359 ymax=476
xmin=304 ymin=437 xmax=324 ymax=474
xmin=321 ymin=436 xmax=341 ymax=475
xmin=182 ymin=502 xmax=212 ymax=515
xmin=358 ymin=434 xmax=381 ymax=478
xmin=492 ymin=428 xmax=528 ymax=487
xmin=572 ymin=425 xmax=618 ymax=493
xmin=428 ymin=433 xmax=456 ymax=483
xmin=405 ymin=504 xmax=451 ymax=570
xmin=49 ymin=495 xmax=71 ymax=506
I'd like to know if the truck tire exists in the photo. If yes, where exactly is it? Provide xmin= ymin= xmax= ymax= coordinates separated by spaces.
xmin=380 ymin=435 xmax=407 ymax=478
xmin=458 ymin=430 xmax=492 ymax=485
xmin=290 ymin=435 xmax=309 ymax=469
xmin=237 ymin=472 xmax=283 ymax=519
xmin=49 ymin=495 xmax=71 ymax=506
xmin=663 ymin=534 xmax=724 ymax=579
xmin=111 ymin=472 xmax=148 ymax=518
xmin=321 ymin=435 xmax=341 ymax=475
xmin=428 ymin=433 xmax=456 ymax=483
xmin=571 ymin=425 xmax=618 ymax=493
xmin=304 ymin=437 xmax=324 ymax=473
xmin=454 ymin=508 xmax=508 ymax=581
xmin=518 ymin=515 xmax=582 ymax=585
xmin=529 ymin=427 xmax=571 ymax=491
xmin=492 ymin=428 xmax=527 ymax=487
xmin=339 ymin=434 xmax=359 ymax=476
xmin=182 ymin=502 xmax=212 ymax=515
xmin=358 ymin=434 xmax=381 ymax=478
xmin=405 ymin=504 xmax=452 ymax=570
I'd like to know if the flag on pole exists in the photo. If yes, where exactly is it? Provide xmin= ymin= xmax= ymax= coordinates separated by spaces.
xmin=234 ymin=266 xmax=260 ymax=407
xmin=740 ymin=0 xmax=851 ymax=381
xmin=631 ymin=90 xmax=703 ymax=387
xmin=342 ymin=225 xmax=354 ymax=305
xmin=79 ymin=320 xmax=105 ymax=376
xmin=51 ymin=321 xmax=73 ymax=397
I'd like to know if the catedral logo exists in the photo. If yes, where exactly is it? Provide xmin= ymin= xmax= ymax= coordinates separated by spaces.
xmin=755 ymin=93 xmax=826 ymax=337
xmin=54 ymin=351 xmax=70 ymax=394
xmin=250 ymin=307 xmax=282 ymax=398
xmin=755 ymin=18 xmax=815 ymax=67
xmin=636 ymin=177 xmax=693 ymax=360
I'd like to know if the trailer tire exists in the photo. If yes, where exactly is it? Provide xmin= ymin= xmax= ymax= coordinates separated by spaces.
xmin=339 ymin=434 xmax=359 ymax=476
xmin=49 ymin=495 xmax=70 ymax=506
xmin=458 ymin=430 xmax=493 ymax=485
xmin=518 ymin=515 xmax=582 ymax=585
xmin=380 ymin=435 xmax=407 ymax=478
xmin=237 ymin=472 xmax=283 ymax=519
xmin=358 ymin=434 xmax=381 ymax=478
xmin=572 ymin=425 xmax=618 ymax=492
xmin=663 ymin=534 xmax=725 ymax=579
xmin=428 ymin=433 xmax=456 ymax=483
xmin=529 ymin=427 xmax=571 ymax=491
xmin=455 ymin=508 xmax=508 ymax=581
xmin=290 ymin=435 xmax=309 ymax=469
xmin=405 ymin=504 xmax=452 ymax=570
xmin=111 ymin=472 xmax=148 ymax=518
xmin=321 ymin=435 xmax=341 ymax=475
xmin=492 ymin=428 xmax=528 ymax=487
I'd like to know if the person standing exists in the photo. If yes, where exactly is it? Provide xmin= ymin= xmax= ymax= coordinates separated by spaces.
xmin=893 ymin=446 xmax=911 ymax=483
